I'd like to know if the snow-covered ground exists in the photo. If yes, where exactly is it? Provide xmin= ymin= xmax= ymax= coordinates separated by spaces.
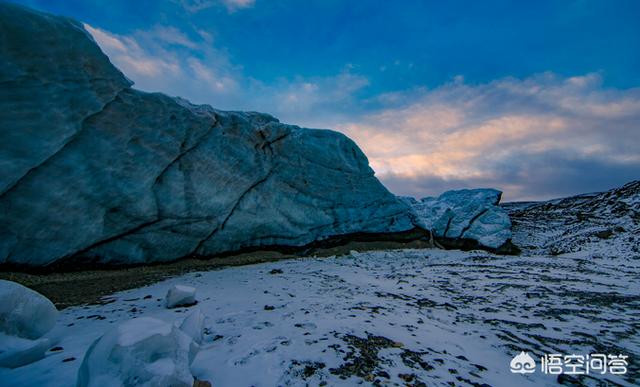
xmin=508 ymin=180 xmax=640 ymax=258
xmin=2 ymin=247 xmax=637 ymax=386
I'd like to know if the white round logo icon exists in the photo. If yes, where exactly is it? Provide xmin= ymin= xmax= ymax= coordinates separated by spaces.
xmin=510 ymin=351 xmax=536 ymax=374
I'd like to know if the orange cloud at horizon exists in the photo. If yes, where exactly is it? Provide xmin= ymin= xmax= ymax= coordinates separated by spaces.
xmin=336 ymin=74 xmax=640 ymax=200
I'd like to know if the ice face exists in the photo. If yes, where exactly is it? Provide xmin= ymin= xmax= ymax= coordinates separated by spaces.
xmin=165 ymin=285 xmax=197 ymax=309
xmin=0 ymin=3 xmax=414 ymax=268
xmin=0 ymin=280 xmax=58 ymax=368
xmin=0 ymin=280 xmax=58 ymax=340
xmin=403 ymin=188 xmax=512 ymax=250
xmin=76 ymin=317 xmax=198 ymax=387
xmin=179 ymin=310 xmax=206 ymax=345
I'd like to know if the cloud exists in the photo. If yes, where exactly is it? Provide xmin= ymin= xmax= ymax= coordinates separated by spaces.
xmin=178 ymin=0 xmax=255 ymax=13
xmin=337 ymin=73 xmax=640 ymax=201
xmin=85 ymin=24 xmax=184 ymax=79
xmin=84 ymin=22 xmax=369 ymax=124
xmin=151 ymin=26 xmax=199 ymax=49
xmin=85 ymin=23 xmax=245 ymax=104
xmin=263 ymin=71 xmax=369 ymax=126
xmin=223 ymin=0 xmax=255 ymax=11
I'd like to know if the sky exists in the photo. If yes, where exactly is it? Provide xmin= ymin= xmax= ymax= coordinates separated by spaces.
xmin=13 ymin=0 xmax=640 ymax=201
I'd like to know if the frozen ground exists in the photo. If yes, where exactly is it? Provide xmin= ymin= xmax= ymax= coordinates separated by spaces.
xmin=1 ymin=247 xmax=638 ymax=386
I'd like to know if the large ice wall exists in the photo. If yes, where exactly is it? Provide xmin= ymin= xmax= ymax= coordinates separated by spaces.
xmin=0 ymin=3 xmax=415 ymax=267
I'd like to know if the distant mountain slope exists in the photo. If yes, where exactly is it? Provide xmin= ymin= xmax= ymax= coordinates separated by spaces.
xmin=507 ymin=180 xmax=640 ymax=257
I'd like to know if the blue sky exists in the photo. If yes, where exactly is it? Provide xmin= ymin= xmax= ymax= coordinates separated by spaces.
xmin=13 ymin=0 xmax=640 ymax=201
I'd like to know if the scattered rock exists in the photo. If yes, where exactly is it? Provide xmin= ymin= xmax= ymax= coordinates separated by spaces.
xmin=400 ymin=349 xmax=433 ymax=371
xmin=595 ymin=229 xmax=613 ymax=239
xmin=331 ymin=334 xmax=400 ymax=378
xmin=399 ymin=373 xmax=415 ymax=382
xmin=473 ymin=364 xmax=488 ymax=372
xmin=290 ymin=360 xmax=326 ymax=379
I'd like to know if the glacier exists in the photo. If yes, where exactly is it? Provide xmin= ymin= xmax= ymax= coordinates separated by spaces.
xmin=0 ymin=3 xmax=416 ymax=267
xmin=402 ymin=188 xmax=514 ymax=252
xmin=0 ymin=3 xmax=520 ymax=268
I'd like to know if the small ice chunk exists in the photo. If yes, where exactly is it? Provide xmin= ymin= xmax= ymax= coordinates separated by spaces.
xmin=165 ymin=285 xmax=197 ymax=309
xmin=77 ymin=317 xmax=198 ymax=387
xmin=0 ymin=279 xmax=58 ymax=339
xmin=403 ymin=188 xmax=512 ymax=249
xmin=0 ymin=280 xmax=58 ymax=368
xmin=0 ymin=333 xmax=51 ymax=369
xmin=179 ymin=310 xmax=206 ymax=344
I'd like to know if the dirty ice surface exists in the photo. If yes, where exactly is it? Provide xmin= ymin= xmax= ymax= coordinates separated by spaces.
xmin=1 ymin=249 xmax=638 ymax=386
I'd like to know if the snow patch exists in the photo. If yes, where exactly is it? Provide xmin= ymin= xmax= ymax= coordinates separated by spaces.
xmin=1 ymin=249 xmax=637 ymax=386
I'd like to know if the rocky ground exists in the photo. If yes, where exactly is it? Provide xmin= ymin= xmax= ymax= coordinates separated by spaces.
xmin=0 ymin=238 xmax=431 ymax=309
